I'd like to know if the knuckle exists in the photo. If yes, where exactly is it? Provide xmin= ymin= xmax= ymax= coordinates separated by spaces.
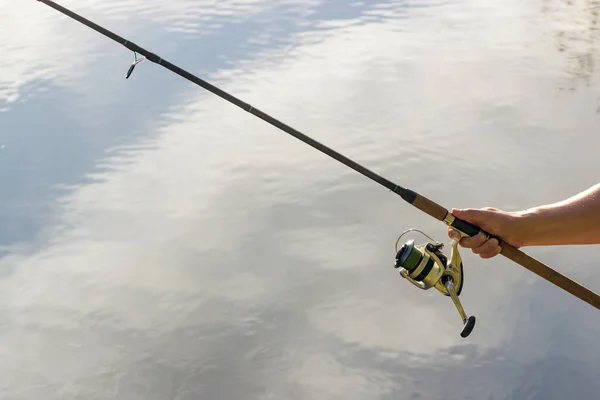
xmin=480 ymin=246 xmax=502 ymax=259
xmin=472 ymin=245 xmax=486 ymax=254
xmin=460 ymin=234 xmax=486 ymax=248
xmin=472 ymin=239 xmax=497 ymax=255
xmin=459 ymin=239 xmax=476 ymax=248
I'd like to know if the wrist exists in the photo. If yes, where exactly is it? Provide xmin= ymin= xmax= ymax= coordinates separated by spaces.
xmin=514 ymin=207 xmax=548 ymax=247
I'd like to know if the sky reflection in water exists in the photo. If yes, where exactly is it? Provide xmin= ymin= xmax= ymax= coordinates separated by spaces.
xmin=2 ymin=0 xmax=600 ymax=399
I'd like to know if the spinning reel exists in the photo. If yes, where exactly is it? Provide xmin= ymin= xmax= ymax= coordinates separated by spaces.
xmin=394 ymin=229 xmax=476 ymax=338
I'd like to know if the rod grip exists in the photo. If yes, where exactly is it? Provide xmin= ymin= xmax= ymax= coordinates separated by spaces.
xmin=500 ymin=243 xmax=600 ymax=311
xmin=411 ymin=193 xmax=450 ymax=221
xmin=448 ymin=216 xmax=481 ymax=237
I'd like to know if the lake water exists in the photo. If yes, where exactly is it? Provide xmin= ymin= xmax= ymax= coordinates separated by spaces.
xmin=2 ymin=0 xmax=600 ymax=399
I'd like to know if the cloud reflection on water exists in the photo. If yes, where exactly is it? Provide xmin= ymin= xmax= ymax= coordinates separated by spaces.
xmin=2 ymin=0 xmax=600 ymax=398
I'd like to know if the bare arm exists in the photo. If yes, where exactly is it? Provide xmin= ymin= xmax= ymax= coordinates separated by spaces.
xmin=519 ymin=182 xmax=600 ymax=246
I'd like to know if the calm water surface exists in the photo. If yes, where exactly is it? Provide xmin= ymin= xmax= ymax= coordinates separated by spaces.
xmin=2 ymin=0 xmax=600 ymax=399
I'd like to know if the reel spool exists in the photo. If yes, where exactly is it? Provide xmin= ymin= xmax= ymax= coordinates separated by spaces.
xmin=394 ymin=229 xmax=476 ymax=338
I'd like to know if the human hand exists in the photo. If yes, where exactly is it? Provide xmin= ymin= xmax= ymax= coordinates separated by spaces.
xmin=447 ymin=207 xmax=527 ymax=259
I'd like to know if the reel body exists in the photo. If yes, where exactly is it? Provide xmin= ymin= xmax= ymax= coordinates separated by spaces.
xmin=394 ymin=229 xmax=476 ymax=338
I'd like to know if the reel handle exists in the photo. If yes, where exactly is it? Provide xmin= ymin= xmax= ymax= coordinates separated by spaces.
xmin=444 ymin=276 xmax=476 ymax=338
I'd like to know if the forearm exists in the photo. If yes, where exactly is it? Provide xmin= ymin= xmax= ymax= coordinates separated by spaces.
xmin=519 ymin=183 xmax=600 ymax=246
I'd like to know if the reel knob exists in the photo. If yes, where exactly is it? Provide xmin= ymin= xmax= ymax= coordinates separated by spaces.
xmin=461 ymin=316 xmax=476 ymax=338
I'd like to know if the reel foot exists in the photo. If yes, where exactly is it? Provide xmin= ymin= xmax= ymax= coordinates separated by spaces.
xmin=460 ymin=315 xmax=476 ymax=338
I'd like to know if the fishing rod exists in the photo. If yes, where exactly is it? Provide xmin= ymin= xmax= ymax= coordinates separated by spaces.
xmin=38 ymin=0 xmax=600 ymax=337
